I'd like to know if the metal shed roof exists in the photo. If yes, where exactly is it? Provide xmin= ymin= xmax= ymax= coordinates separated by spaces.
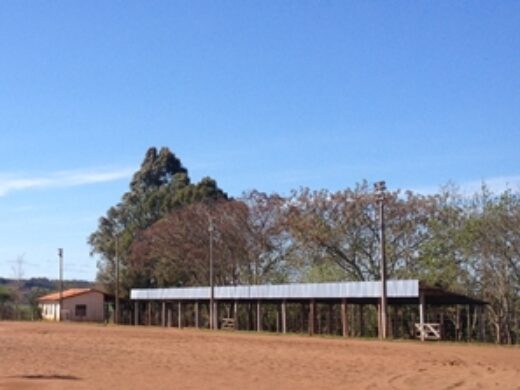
xmin=130 ymin=279 xmax=419 ymax=301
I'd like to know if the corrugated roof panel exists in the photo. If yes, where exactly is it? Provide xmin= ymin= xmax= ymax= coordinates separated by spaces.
xmin=130 ymin=280 xmax=419 ymax=300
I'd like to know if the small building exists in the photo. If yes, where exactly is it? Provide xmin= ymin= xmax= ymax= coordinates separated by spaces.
xmin=38 ymin=288 xmax=106 ymax=322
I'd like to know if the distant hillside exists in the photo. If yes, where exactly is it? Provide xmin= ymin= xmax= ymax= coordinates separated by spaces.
xmin=0 ymin=277 xmax=95 ymax=305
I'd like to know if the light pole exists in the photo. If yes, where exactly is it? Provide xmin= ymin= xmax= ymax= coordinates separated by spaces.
xmin=58 ymin=248 xmax=63 ymax=322
xmin=374 ymin=181 xmax=387 ymax=340
xmin=208 ymin=217 xmax=215 ymax=330
xmin=115 ymin=235 xmax=120 ymax=325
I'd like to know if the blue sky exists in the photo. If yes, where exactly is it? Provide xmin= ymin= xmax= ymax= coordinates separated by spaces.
xmin=1 ymin=1 xmax=519 ymax=281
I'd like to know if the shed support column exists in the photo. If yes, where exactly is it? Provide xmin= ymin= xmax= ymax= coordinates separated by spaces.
xmin=359 ymin=304 xmax=365 ymax=337
xmin=467 ymin=304 xmax=471 ymax=342
xmin=440 ymin=312 xmax=445 ymax=340
xmin=147 ymin=301 xmax=152 ymax=326
xmin=281 ymin=300 xmax=287 ymax=334
xmin=388 ymin=305 xmax=393 ymax=338
xmin=478 ymin=306 xmax=485 ymax=342
xmin=276 ymin=307 xmax=280 ymax=333
xmin=377 ymin=303 xmax=382 ymax=338
xmin=178 ymin=301 xmax=183 ymax=329
xmin=194 ymin=301 xmax=199 ymax=328
xmin=309 ymin=299 xmax=316 ymax=336
xmin=167 ymin=304 xmax=172 ymax=327
xmin=256 ymin=300 xmax=262 ymax=332
xmin=327 ymin=304 xmax=333 ymax=334
xmin=214 ymin=301 xmax=219 ymax=329
xmin=456 ymin=305 xmax=461 ymax=341
xmin=161 ymin=301 xmax=166 ymax=327
xmin=233 ymin=301 xmax=238 ymax=330
xmin=300 ymin=303 xmax=305 ymax=333
xmin=341 ymin=299 xmax=348 ymax=337
xmin=249 ymin=303 xmax=253 ymax=331
xmin=134 ymin=301 xmax=139 ymax=326
xmin=419 ymin=292 xmax=425 ymax=342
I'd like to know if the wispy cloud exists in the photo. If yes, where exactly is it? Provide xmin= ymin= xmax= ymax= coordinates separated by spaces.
xmin=0 ymin=167 xmax=134 ymax=197
xmin=411 ymin=175 xmax=520 ymax=196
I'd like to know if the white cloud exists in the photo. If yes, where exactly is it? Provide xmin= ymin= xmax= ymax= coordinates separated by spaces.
xmin=0 ymin=167 xmax=134 ymax=197
xmin=459 ymin=175 xmax=520 ymax=194
xmin=411 ymin=175 xmax=520 ymax=196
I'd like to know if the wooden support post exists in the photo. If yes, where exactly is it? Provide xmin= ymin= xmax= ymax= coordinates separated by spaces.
xmin=300 ymin=303 xmax=305 ymax=333
xmin=309 ymin=299 xmax=316 ymax=336
xmin=167 ymin=304 xmax=172 ymax=327
xmin=419 ymin=292 xmax=425 ymax=342
xmin=134 ymin=301 xmax=139 ymax=326
xmin=359 ymin=304 xmax=365 ymax=337
xmin=247 ymin=302 xmax=254 ymax=330
xmin=233 ymin=301 xmax=238 ymax=330
xmin=276 ymin=306 xmax=280 ymax=333
xmin=317 ymin=303 xmax=321 ymax=334
xmin=147 ymin=301 xmax=152 ymax=326
xmin=388 ymin=305 xmax=393 ymax=338
xmin=466 ymin=304 xmax=471 ymax=342
xmin=194 ymin=301 xmax=199 ymax=328
xmin=256 ymin=300 xmax=262 ymax=332
xmin=214 ymin=301 xmax=219 ymax=329
xmin=327 ymin=303 xmax=333 ymax=335
xmin=456 ymin=305 xmax=461 ymax=341
xmin=440 ymin=312 xmax=445 ymax=340
xmin=209 ymin=302 xmax=213 ymax=329
xmin=178 ymin=301 xmax=183 ymax=329
xmin=161 ymin=301 xmax=166 ymax=327
xmin=341 ymin=299 xmax=348 ymax=337
xmin=282 ymin=300 xmax=287 ymax=334
xmin=377 ymin=303 xmax=382 ymax=339
xmin=478 ymin=306 xmax=485 ymax=342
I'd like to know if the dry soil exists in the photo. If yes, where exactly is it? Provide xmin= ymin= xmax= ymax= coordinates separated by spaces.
xmin=0 ymin=321 xmax=519 ymax=389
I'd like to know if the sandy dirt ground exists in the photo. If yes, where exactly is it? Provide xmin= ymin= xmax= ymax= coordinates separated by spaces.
xmin=0 ymin=322 xmax=519 ymax=390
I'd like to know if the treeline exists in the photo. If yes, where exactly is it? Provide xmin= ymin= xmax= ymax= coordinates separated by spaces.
xmin=90 ymin=147 xmax=520 ymax=344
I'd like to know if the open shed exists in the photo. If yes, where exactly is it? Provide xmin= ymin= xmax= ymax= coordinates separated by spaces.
xmin=129 ymin=279 xmax=486 ymax=341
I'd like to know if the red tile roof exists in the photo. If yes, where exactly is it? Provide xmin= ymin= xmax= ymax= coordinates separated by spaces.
xmin=37 ymin=288 xmax=104 ymax=302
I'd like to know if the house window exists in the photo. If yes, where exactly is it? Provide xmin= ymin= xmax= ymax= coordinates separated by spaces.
xmin=75 ymin=304 xmax=87 ymax=317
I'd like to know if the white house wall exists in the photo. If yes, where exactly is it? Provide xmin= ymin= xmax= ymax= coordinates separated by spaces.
xmin=40 ymin=302 xmax=60 ymax=321
xmin=39 ymin=291 xmax=105 ymax=322
xmin=62 ymin=291 xmax=105 ymax=322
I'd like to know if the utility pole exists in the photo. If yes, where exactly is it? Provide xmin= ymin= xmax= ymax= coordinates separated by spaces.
xmin=58 ymin=248 xmax=63 ymax=322
xmin=208 ymin=217 xmax=215 ymax=330
xmin=115 ymin=235 xmax=120 ymax=325
xmin=374 ymin=181 xmax=387 ymax=340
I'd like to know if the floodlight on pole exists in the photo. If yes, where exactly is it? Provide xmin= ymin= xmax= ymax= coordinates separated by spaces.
xmin=208 ymin=217 xmax=215 ymax=330
xmin=374 ymin=181 xmax=388 ymax=340
xmin=115 ymin=235 xmax=120 ymax=325
xmin=58 ymin=248 xmax=63 ymax=322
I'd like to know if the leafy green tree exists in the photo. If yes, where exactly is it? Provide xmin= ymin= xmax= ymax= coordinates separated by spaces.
xmin=284 ymin=182 xmax=433 ymax=281
xmin=463 ymin=188 xmax=520 ymax=344
xmin=415 ymin=186 xmax=471 ymax=290
xmin=89 ymin=147 xmax=227 ymax=296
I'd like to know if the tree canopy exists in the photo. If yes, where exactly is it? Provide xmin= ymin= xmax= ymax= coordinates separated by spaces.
xmin=89 ymin=147 xmax=520 ymax=344
xmin=88 ymin=147 xmax=227 ymax=292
